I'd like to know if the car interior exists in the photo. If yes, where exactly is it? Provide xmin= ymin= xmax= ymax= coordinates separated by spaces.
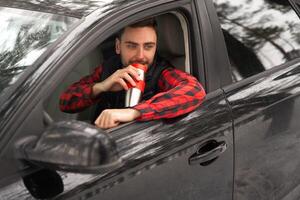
xmin=45 ymin=12 xmax=190 ymax=124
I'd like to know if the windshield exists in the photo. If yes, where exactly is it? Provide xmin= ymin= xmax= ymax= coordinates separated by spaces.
xmin=0 ymin=7 xmax=79 ymax=91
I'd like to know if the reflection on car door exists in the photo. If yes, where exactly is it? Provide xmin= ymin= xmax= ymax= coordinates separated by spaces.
xmin=224 ymin=64 xmax=300 ymax=199
xmin=57 ymin=90 xmax=234 ymax=200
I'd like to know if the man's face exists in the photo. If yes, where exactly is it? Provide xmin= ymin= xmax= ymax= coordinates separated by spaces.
xmin=115 ymin=26 xmax=157 ymax=67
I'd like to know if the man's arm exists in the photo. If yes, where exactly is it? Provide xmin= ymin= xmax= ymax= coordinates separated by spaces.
xmin=94 ymin=68 xmax=205 ymax=129
xmin=59 ymin=66 xmax=103 ymax=113
xmin=133 ymin=68 xmax=206 ymax=121
xmin=60 ymin=65 xmax=140 ymax=113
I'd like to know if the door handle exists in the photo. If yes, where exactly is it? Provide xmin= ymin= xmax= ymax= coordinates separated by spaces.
xmin=189 ymin=140 xmax=227 ymax=166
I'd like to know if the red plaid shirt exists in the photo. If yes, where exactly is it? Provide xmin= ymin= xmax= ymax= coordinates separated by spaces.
xmin=60 ymin=66 xmax=206 ymax=121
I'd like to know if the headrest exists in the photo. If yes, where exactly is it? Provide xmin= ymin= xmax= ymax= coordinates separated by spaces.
xmin=156 ymin=13 xmax=185 ymax=59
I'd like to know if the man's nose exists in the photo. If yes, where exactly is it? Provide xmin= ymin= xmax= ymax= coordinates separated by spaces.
xmin=136 ymin=47 xmax=145 ymax=59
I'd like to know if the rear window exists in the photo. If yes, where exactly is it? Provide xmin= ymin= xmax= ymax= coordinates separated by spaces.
xmin=213 ymin=0 xmax=300 ymax=82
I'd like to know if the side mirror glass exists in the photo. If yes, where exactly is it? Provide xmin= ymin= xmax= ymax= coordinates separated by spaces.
xmin=15 ymin=120 xmax=122 ymax=173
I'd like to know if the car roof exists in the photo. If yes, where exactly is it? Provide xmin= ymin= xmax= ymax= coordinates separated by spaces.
xmin=0 ymin=0 xmax=140 ymax=18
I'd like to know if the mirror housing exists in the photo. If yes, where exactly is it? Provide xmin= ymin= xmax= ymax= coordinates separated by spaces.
xmin=15 ymin=120 xmax=122 ymax=173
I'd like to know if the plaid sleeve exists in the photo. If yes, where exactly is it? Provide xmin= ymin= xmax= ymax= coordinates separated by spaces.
xmin=133 ymin=68 xmax=206 ymax=121
xmin=59 ymin=66 xmax=103 ymax=113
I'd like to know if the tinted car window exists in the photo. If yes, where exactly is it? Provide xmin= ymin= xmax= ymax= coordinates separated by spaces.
xmin=213 ymin=0 xmax=300 ymax=82
xmin=0 ymin=7 xmax=79 ymax=91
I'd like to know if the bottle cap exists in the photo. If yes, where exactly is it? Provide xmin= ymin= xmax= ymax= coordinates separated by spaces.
xmin=131 ymin=63 xmax=148 ymax=72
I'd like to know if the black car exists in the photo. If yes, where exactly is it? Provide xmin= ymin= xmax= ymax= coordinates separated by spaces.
xmin=1 ymin=0 xmax=300 ymax=199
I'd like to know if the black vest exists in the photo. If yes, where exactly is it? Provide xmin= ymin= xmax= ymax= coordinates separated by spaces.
xmin=93 ymin=55 xmax=173 ymax=120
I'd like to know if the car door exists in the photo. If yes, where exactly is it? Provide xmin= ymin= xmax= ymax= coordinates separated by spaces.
xmin=212 ymin=0 xmax=300 ymax=199
xmin=43 ymin=1 xmax=233 ymax=200
xmin=0 ymin=0 xmax=234 ymax=199
xmin=53 ymin=91 xmax=233 ymax=200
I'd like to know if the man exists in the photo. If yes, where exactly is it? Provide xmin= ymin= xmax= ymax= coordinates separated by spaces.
xmin=60 ymin=18 xmax=206 ymax=129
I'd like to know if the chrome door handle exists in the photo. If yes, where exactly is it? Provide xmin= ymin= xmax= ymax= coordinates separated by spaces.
xmin=189 ymin=140 xmax=227 ymax=166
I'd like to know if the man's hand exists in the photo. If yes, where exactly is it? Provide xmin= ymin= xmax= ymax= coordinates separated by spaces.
xmin=92 ymin=65 xmax=140 ymax=97
xmin=95 ymin=108 xmax=141 ymax=129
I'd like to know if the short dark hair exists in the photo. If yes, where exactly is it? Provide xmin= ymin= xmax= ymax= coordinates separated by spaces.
xmin=116 ymin=18 xmax=157 ymax=40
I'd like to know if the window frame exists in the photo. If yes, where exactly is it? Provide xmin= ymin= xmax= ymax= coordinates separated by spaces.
xmin=42 ymin=1 xmax=206 ymax=123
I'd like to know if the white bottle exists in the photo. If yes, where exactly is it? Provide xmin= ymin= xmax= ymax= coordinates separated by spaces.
xmin=125 ymin=63 xmax=148 ymax=107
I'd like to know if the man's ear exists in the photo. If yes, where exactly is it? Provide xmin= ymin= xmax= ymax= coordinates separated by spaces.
xmin=115 ymin=38 xmax=121 ymax=54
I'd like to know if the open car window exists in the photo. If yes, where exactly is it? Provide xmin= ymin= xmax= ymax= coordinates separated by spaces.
xmin=44 ymin=12 xmax=190 ymax=124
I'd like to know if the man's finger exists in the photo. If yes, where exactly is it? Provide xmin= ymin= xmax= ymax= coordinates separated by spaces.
xmin=94 ymin=116 xmax=101 ymax=128
xmin=111 ymin=121 xmax=120 ymax=128
xmin=127 ymin=66 xmax=141 ymax=81
xmin=122 ymin=73 xmax=136 ymax=87
xmin=117 ymin=78 xmax=129 ymax=90
xmin=96 ymin=114 xmax=104 ymax=128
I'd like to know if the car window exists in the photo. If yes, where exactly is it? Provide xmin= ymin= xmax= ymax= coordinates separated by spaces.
xmin=45 ymin=12 xmax=191 ymax=123
xmin=213 ymin=0 xmax=300 ymax=82
xmin=0 ymin=7 xmax=79 ymax=92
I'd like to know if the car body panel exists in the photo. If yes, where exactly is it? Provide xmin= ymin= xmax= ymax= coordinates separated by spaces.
xmin=223 ymin=60 xmax=300 ymax=199
xmin=195 ymin=0 xmax=232 ymax=92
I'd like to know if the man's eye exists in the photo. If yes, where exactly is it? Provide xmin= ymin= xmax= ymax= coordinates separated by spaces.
xmin=127 ymin=44 xmax=137 ymax=49
xmin=144 ymin=44 xmax=154 ymax=50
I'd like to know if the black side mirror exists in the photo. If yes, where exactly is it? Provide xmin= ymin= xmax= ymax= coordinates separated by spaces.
xmin=15 ymin=120 xmax=122 ymax=173
xmin=22 ymin=168 xmax=64 ymax=199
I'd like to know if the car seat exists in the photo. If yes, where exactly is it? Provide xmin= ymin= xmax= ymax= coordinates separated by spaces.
xmin=156 ymin=13 xmax=187 ymax=72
